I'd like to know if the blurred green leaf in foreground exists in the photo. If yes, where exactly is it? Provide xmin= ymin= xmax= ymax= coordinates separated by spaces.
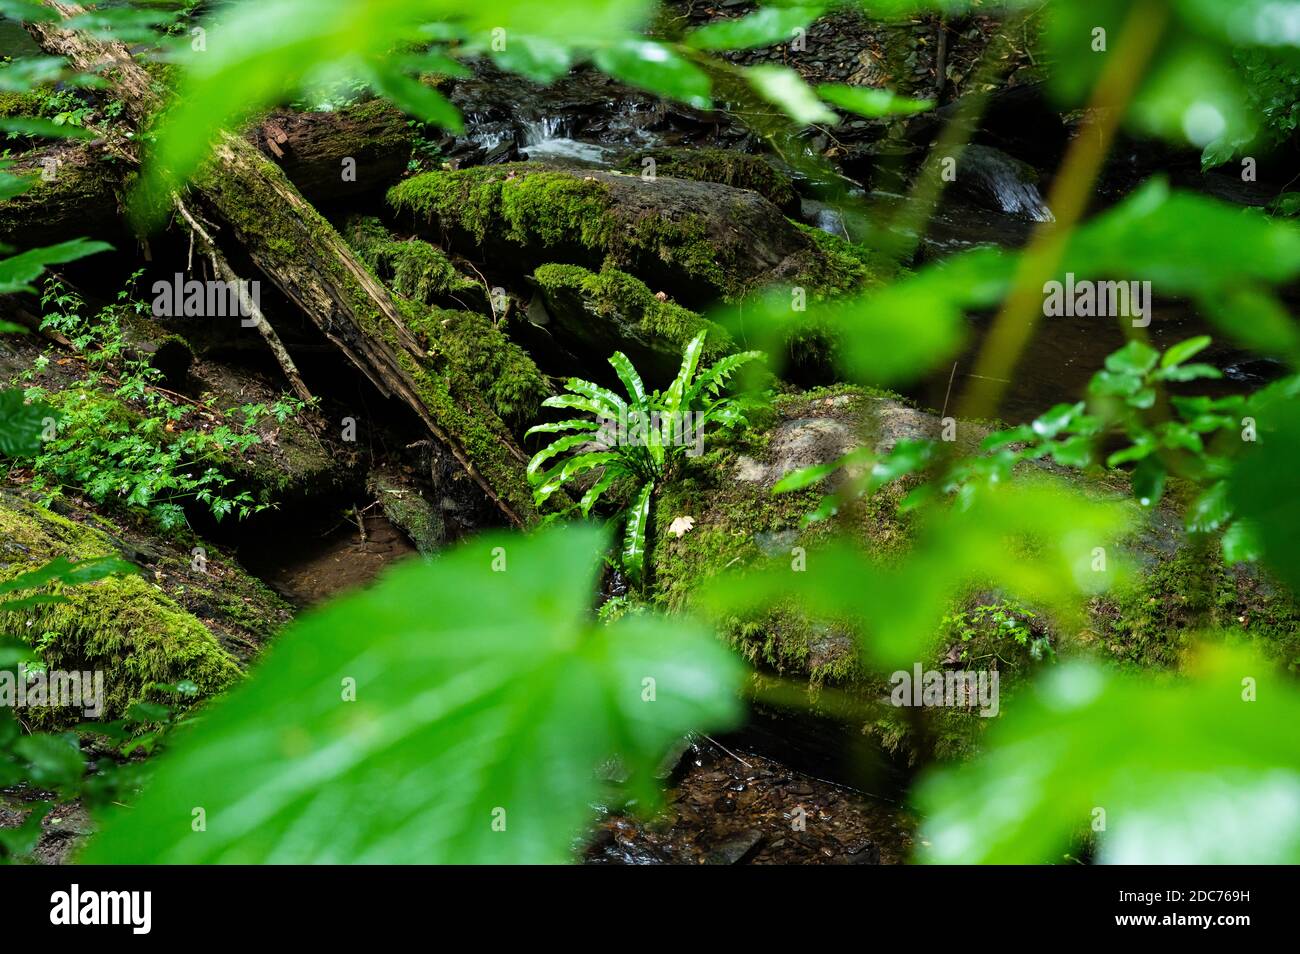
xmin=917 ymin=645 xmax=1300 ymax=864
xmin=81 ymin=523 xmax=743 ymax=864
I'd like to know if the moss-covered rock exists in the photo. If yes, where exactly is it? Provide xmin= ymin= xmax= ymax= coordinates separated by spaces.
xmin=644 ymin=386 xmax=1300 ymax=762
xmin=532 ymin=263 xmax=732 ymax=385
xmin=648 ymin=387 xmax=923 ymax=686
xmin=366 ymin=466 xmax=444 ymax=555
xmin=388 ymin=163 xmax=883 ymax=308
xmin=615 ymin=147 xmax=800 ymax=213
xmin=0 ymin=89 xmax=45 ymax=118
xmin=0 ymin=495 xmax=248 ymax=723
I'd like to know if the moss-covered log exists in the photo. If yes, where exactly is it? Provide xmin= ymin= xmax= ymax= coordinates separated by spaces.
xmin=0 ymin=143 xmax=122 ymax=247
xmin=26 ymin=4 xmax=534 ymax=525
xmin=388 ymin=163 xmax=882 ymax=308
xmin=0 ymin=100 xmax=412 ymax=246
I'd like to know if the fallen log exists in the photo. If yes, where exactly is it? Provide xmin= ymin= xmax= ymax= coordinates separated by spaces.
xmin=0 ymin=102 xmax=413 ymax=245
xmin=25 ymin=2 xmax=533 ymax=526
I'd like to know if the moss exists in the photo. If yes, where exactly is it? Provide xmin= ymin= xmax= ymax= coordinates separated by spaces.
xmin=388 ymin=299 xmax=540 ymax=520
xmin=0 ymin=89 xmax=45 ymax=119
xmin=200 ymin=145 xmax=540 ymax=519
xmin=344 ymin=215 xmax=482 ymax=306
xmin=389 ymin=165 xmax=753 ymax=300
xmin=403 ymin=306 xmax=551 ymax=431
xmin=617 ymin=147 xmax=798 ymax=211
xmin=645 ymin=400 xmax=857 ymax=687
xmin=794 ymin=224 xmax=896 ymax=296
xmin=389 ymin=165 xmax=614 ymax=249
xmin=341 ymin=215 xmax=550 ymax=432
xmin=1092 ymin=537 xmax=1300 ymax=670
xmin=533 ymin=262 xmax=732 ymax=366
xmin=0 ymin=497 xmax=241 ymax=723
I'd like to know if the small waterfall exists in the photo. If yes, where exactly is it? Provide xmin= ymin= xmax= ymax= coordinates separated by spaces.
xmin=958 ymin=144 xmax=1055 ymax=223
xmin=987 ymin=175 xmax=1055 ymax=223
xmin=517 ymin=115 xmax=610 ymax=164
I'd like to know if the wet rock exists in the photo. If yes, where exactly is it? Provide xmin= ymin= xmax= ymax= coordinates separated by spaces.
xmin=703 ymin=829 xmax=764 ymax=864
xmin=366 ymin=466 xmax=445 ymax=555
xmin=944 ymin=143 xmax=1054 ymax=222
xmin=530 ymin=263 xmax=731 ymax=387
xmin=734 ymin=416 xmax=857 ymax=488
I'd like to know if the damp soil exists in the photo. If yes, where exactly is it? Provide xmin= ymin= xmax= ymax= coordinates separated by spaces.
xmin=239 ymin=509 xmax=417 ymax=607
xmin=586 ymin=737 xmax=914 ymax=865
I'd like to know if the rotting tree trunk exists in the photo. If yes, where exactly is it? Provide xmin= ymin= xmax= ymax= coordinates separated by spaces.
xmin=26 ymin=2 xmax=533 ymax=526
xmin=0 ymin=103 xmax=412 ymax=256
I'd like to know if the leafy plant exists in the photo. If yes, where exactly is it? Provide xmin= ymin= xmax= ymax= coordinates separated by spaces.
xmin=6 ymin=276 xmax=278 ymax=529
xmin=526 ymin=332 xmax=762 ymax=582
xmin=80 ymin=523 xmax=744 ymax=864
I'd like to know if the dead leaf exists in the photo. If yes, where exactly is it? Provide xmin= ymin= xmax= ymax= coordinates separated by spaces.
xmin=668 ymin=515 xmax=695 ymax=538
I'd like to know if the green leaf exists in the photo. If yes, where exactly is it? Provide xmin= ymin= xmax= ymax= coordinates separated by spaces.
xmin=664 ymin=332 xmax=706 ymax=416
xmin=685 ymin=6 xmax=823 ymax=52
xmin=1186 ymin=480 xmax=1231 ymax=534
xmin=533 ymin=451 xmax=622 ymax=505
xmin=492 ymin=35 xmax=573 ymax=83
xmin=1049 ymin=434 xmax=1094 ymax=468
xmin=1222 ymin=519 xmax=1262 ymax=565
xmin=82 ymin=524 xmax=743 ymax=864
xmin=744 ymin=65 xmax=836 ymax=126
xmin=14 ymin=734 xmax=84 ymax=790
xmin=593 ymin=41 xmax=711 ymax=109
xmin=1228 ymin=396 xmax=1300 ymax=589
xmin=686 ymin=349 xmax=763 ymax=407
xmin=0 ymin=170 xmax=36 ymax=201
xmin=579 ymin=468 xmax=618 ymax=517
xmin=1131 ymin=456 xmax=1167 ymax=508
xmin=0 ymin=238 xmax=111 ymax=295
xmin=0 ymin=554 xmax=138 ymax=612
xmin=869 ymin=438 xmax=935 ymax=492
xmin=1154 ymin=362 xmax=1222 ymax=383
xmin=772 ymin=450 xmax=868 ymax=493
xmin=0 ymin=57 xmax=69 ymax=93
xmin=526 ymin=432 xmax=595 ymax=479
xmin=0 ymin=1 xmax=58 ymax=23
xmin=608 ymin=351 xmax=647 ymax=406
xmin=0 ymin=387 xmax=54 ymax=458
xmin=524 ymin=418 xmax=600 ymax=438
xmin=0 ymin=116 xmax=96 ymax=139
xmin=1104 ymin=340 xmax=1160 ymax=377
xmin=917 ymin=647 xmax=1300 ymax=863
xmin=364 ymin=65 xmax=464 ymax=133
xmin=0 ymin=802 xmax=51 ymax=859
xmin=1160 ymin=334 xmax=1212 ymax=368
xmin=816 ymin=83 xmax=933 ymax=117
xmin=1031 ymin=402 xmax=1084 ymax=440
xmin=622 ymin=480 xmax=654 ymax=583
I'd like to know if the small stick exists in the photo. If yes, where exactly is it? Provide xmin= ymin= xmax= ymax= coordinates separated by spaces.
xmin=171 ymin=195 xmax=315 ymax=406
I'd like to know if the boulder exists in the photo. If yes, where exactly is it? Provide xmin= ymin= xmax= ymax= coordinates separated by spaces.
xmin=388 ymin=163 xmax=881 ymax=309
